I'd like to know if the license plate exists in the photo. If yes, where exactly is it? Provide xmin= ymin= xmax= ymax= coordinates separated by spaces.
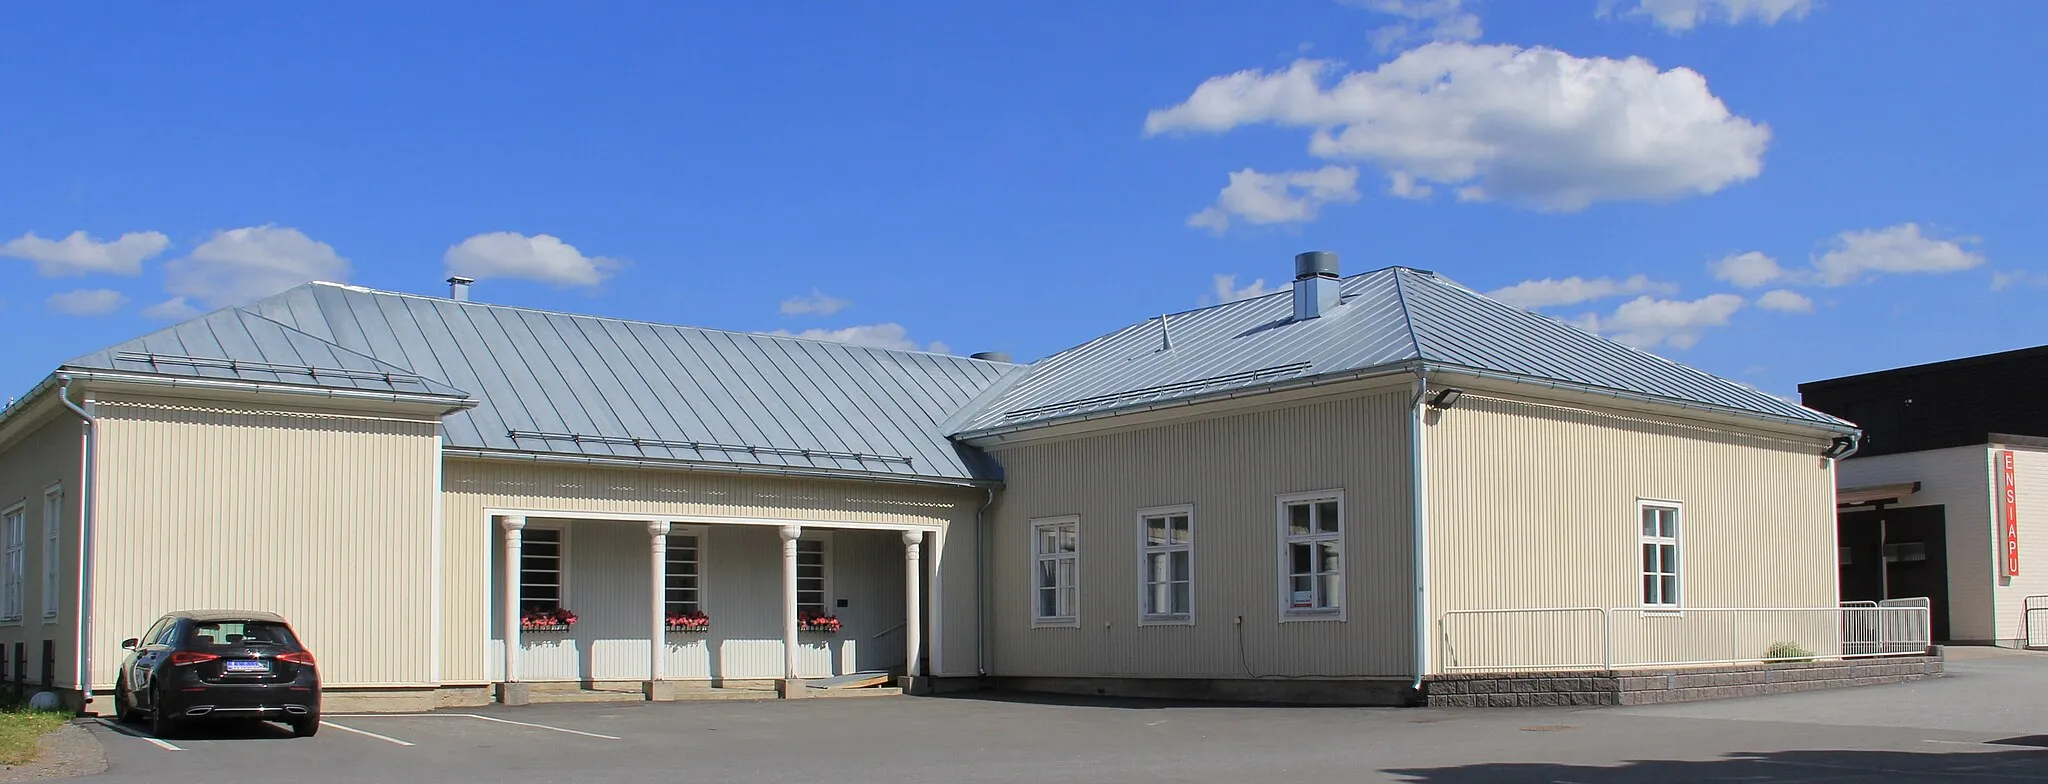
xmin=223 ymin=660 xmax=269 ymax=673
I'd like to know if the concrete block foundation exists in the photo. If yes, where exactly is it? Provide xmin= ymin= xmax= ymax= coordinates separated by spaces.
xmin=1425 ymin=652 xmax=1946 ymax=707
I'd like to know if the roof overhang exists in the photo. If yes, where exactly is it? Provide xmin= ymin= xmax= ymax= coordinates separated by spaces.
xmin=443 ymin=447 xmax=1003 ymax=491
xmin=52 ymin=368 xmax=478 ymax=419
xmin=1837 ymin=481 xmax=1920 ymax=508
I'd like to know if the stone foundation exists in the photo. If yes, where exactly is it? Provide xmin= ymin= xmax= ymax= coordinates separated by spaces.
xmin=1425 ymin=652 xmax=1945 ymax=707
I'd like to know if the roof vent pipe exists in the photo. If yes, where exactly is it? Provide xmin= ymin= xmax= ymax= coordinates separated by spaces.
xmin=969 ymin=351 xmax=1013 ymax=363
xmin=447 ymin=276 xmax=474 ymax=302
xmin=1292 ymin=251 xmax=1340 ymax=321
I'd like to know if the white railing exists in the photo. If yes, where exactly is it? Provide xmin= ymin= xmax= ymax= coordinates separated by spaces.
xmin=1442 ymin=602 xmax=1932 ymax=673
xmin=2025 ymin=595 xmax=2048 ymax=649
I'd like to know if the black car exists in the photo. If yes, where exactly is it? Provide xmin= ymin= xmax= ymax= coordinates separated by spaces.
xmin=113 ymin=609 xmax=321 ymax=737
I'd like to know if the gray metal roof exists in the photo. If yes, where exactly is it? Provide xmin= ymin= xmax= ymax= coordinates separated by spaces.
xmin=951 ymin=267 xmax=1852 ymax=437
xmin=242 ymin=283 xmax=1018 ymax=482
xmin=63 ymin=306 xmax=473 ymax=400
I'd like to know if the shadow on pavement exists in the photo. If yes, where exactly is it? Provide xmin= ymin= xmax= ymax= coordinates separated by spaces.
xmin=930 ymin=689 xmax=1370 ymax=710
xmin=1386 ymin=747 xmax=2048 ymax=782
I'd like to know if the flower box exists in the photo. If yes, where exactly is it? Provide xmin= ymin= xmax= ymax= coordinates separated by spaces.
xmin=520 ymin=607 xmax=577 ymax=632
xmin=666 ymin=611 xmax=711 ymax=633
xmin=798 ymin=612 xmax=841 ymax=634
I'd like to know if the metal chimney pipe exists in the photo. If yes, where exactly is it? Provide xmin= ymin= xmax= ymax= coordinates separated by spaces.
xmin=447 ymin=276 xmax=474 ymax=302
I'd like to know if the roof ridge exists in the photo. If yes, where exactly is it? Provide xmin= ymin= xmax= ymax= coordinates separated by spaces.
xmin=1390 ymin=268 xmax=1426 ymax=361
xmin=306 ymin=281 xmax=1012 ymax=365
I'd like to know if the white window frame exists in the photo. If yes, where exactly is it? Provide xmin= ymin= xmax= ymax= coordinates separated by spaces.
xmin=518 ymin=525 xmax=569 ymax=615
xmin=1277 ymin=490 xmax=1346 ymax=622
xmin=796 ymin=531 xmax=834 ymax=620
xmin=1638 ymin=499 xmax=1683 ymax=612
xmin=1136 ymin=505 xmax=1194 ymax=626
xmin=1031 ymin=516 xmax=1080 ymax=628
xmin=0 ymin=502 xmax=23 ymax=623
xmin=663 ymin=526 xmax=705 ymax=617
xmin=42 ymin=485 xmax=62 ymax=620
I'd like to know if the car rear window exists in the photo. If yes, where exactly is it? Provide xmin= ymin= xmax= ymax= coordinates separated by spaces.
xmin=185 ymin=621 xmax=299 ymax=649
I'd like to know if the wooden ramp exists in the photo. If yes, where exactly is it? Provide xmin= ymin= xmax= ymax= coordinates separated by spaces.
xmin=806 ymin=671 xmax=893 ymax=690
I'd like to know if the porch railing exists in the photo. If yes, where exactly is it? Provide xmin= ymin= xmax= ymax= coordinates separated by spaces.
xmin=1441 ymin=601 xmax=1933 ymax=673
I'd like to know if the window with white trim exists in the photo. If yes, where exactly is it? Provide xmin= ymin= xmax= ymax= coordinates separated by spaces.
xmin=796 ymin=535 xmax=831 ymax=617
xmin=1280 ymin=492 xmax=1342 ymax=615
xmin=1 ymin=505 xmax=22 ymax=621
xmin=1032 ymin=517 xmax=1078 ymax=625
xmin=519 ymin=527 xmax=564 ymax=614
xmin=664 ymin=532 xmax=701 ymax=616
xmin=1640 ymin=502 xmax=1681 ymax=608
xmin=1139 ymin=507 xmax=1192 ymax=622
xmin=42 ymin=488 xmax=61 ymax=619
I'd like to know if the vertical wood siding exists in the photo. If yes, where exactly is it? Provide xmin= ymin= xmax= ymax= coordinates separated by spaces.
xmin=0 ymin=413 xmax=82 ymax=690
xmin=1426 ymin=394 xmax=1838 ymax=673
xmin=483 ymin=523 xmax=907 ymax=681
xmin=447 ymin=460 xmax=972 ymax=683
xmin=1835 ymin=445 xmax=1994 ymax=641
xmin=984 ymin=389 xmax=1414 ymax=679
xmin=91 ymin=398 xmax=439 ymax=689
xmin=1993 ymin=446 xmax=2048 ymax=643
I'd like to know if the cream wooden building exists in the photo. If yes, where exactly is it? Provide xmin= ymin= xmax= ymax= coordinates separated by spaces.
xmin=0 ymin=252 xmax=1873 ymax=711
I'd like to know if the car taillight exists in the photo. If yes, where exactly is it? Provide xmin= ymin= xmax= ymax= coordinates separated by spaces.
xmin=167 ymin=652 xmax=219 ymax=667
xmin=277 ymin=651 xmax=316 ymax=667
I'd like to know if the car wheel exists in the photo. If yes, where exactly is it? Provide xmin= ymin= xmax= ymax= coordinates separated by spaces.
xmin=112 ymin=678 xmax=135 ymax=723
xmin=290 ymin=714 xmax=319 ymax=738
xmin=148 ymin=689 xmax=179 ymax=739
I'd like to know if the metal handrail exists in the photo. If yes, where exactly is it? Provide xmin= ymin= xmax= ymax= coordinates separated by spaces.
xmin=870 ymin=621 xmax=906 ymax=641
xmin=2024 ymin=595 xmax=2048 ymax=649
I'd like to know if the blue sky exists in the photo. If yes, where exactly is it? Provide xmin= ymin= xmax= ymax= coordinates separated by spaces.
xmin=3 ymin=1 xmax=2044 ymax=403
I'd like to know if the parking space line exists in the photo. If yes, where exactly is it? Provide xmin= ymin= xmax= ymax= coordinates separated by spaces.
xmin=94 ymin=719 xmax=184 ymax=751
xmin=329 ymin=712 xmax=620 ymax=740
xmin=320 ymin=720 xmax=415 ymax=746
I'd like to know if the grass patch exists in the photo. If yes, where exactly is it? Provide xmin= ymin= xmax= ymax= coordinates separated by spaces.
xmin=0 ymin=709 xmax=70 ymax=765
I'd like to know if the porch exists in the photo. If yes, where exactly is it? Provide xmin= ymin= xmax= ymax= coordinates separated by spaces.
xmin=487 ymin=512 xmax=936 ymax=703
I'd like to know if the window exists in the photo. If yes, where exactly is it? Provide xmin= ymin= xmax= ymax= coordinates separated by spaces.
xmin=664 ymin=532 xmax=701 ymax=616
xmin=185 ymin=620 xmax=298 ymax=648
xmin=1139 ymin=507 xmax=1192 ymax=623
xmin=0 ymin=505 xmax=22 ymax=621
xmin=42 ymin=488 xmax=60 ymax=619
xmin=1640 ymin=502 xmax=1681 ymax=608
xmin=1280 ymin=492 xmax=1342 ymax=616
xmin=1032 ymin=517 xmax=1078 ymax=626
xmin=519 ymin=527 xmax=564 ymax=614
xmin=796 ymin=536 xmax=830 ymax=617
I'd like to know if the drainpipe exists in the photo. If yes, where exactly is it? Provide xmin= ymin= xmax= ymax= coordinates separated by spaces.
xmin=974 ymin=487 xmax=996 ymax=677
xmin=1407 ymin=368 xmax=1430 ymax=695
xmin=54 ymin=375 xmax=96 ymax=713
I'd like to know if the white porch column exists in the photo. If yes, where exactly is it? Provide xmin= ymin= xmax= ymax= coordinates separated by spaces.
xmin=779 ymin=524 xmax=802 ymax=686
xmin=647 ymin=520 xmax=670 ymax=689
xmin=498 ymin=515 xmax=527 ymax=703
xmin=903 ymin=529 xmax=924 ymax=678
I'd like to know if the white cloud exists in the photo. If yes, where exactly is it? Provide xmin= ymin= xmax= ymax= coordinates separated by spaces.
xmin=770 ymin=323 xmax=949 ymax=354
xmin=1386 ymin=171 xmax=1433 ymax=200
xmin=1212 ymin=274 xmax=1280 ymax=304
xmin=444 ymin=232 xmax=619 ymax=287
xmin=1599 ymin=0 xmax=1814 ymax=32
xmin=1145 ymin=44 xmax=1769 ymax=213
xmin=142 ymin=297 xmax=200 ymax=320
xmin=780 ymin=289 xmax=850 ymax=316
xmin=1355 ymin=0 xmax=1483 ymax=53
xmin=1187 ymin=166 xmax=1360 ymax=232
xmin=1 ymin=230 xmax=169 ymax=277
xmin=1708 ymin=251 xmax=1784 ymax=288
xmin=1578 ymin=293 xmax=1745 ymax=349
xmin=1487 ymin=274 xmax=1676 ymax=309
xmin=1756 ymin=289 xmax=1813 ymax=313
xmin=164 ymin=226 xmax=351 ymax=309
xmin=1812 ymin=223 xmax=1983 ymax=286
xmin=45 ymin=288 xmax=127 ymax=317
xmin=1991 ymin=270 xmax=2048 ymax=292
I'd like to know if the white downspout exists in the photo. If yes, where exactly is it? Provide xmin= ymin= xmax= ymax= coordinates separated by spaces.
xmin=974 ymin=487 xmax=996 ymax=676
xmin=54 ymin=375 xmax=96 ymax=712
xmin=1408 ymin=368 xmax=1430 ymax=695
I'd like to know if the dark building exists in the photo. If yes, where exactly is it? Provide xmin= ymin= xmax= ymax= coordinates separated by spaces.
xmin=1800 ymin=345 xmax=2048 ymax=459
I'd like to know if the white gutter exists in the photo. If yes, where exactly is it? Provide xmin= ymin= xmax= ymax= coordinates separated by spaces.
xmin=1407 ymin=369 xmax=1429 ymax=695
xmin=440 ymin=447 xmax=1001 ymax=491
xmin=973 ymin=487 xmax=997 ymax=676
xmin=52 ymin=369 xmax=476 ymax=413
xmin=54 ymin=376 xmax=96 ymax=710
